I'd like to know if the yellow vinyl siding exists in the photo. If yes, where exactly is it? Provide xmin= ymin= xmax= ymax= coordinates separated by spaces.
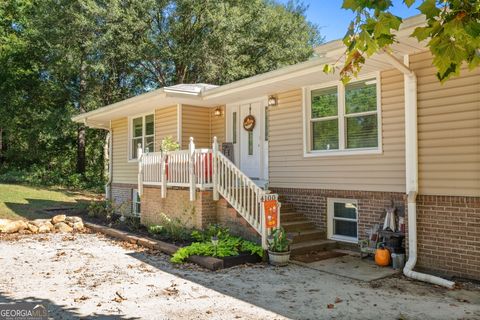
xmin=155 ymin=105 xmax=178 ymax=149
xmin=411 ymin=51 xmax=480 ymax=197
xmin=181 ymin=105 xmax=211 ymax=148
xmin=111 ymin=117 xmax=137 ymax=184
xmin=268 ymin=69 xmax=406 ymax=192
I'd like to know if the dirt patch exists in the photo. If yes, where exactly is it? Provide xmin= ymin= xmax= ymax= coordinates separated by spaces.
xmin=0 ymin=233 xmax=478 ymax=319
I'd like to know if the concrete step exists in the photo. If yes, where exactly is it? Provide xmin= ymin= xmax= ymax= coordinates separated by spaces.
xmin=290 ymin=229 xmax=325 ymax=243
xmin=282 ymin=220 xmax=315 ymax=232
xmin=281 ymin=212 xmax=305 ymax=222
xmin=290 ymin=239 xmax=338 ymax=256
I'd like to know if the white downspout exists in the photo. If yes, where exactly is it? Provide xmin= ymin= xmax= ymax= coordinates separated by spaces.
xmin=384 ymin=52 xmax=454 ymax=289
xmin=105 ymin=120 xmax=113 ymax=200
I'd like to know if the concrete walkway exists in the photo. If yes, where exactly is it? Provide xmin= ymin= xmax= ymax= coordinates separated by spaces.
xmin=0 ymin=232 xmax=479 ymax=319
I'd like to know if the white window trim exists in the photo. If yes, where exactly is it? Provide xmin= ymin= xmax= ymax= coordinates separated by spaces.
xmin=128 ymin=112 xmax=155 ymax=162
xmin=327 ymin=198 xmax=358 ymax=243
xmin=303 ymin=72 xmax=383 ymax=158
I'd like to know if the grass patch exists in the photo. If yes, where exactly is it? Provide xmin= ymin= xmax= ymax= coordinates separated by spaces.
xmin=0 ymin=183 xmax=97 ymax=220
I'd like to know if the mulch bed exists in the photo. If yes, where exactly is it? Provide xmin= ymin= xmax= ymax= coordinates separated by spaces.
xmin=292 ymin=250 xmax=347 ymax=263
xmin=41 ymin=208 xmax=263 ymax=270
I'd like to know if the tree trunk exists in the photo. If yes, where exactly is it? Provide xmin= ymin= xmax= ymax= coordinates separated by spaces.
xmin=76 ymin=60 xmax=87 ymax=175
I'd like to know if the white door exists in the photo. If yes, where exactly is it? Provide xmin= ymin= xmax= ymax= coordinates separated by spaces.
xmin=239 ymin=102 xmax=262 ymax=178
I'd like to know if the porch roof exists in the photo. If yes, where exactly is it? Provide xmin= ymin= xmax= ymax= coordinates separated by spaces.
xmin=73 ymin=14 xmax=427 ymax=129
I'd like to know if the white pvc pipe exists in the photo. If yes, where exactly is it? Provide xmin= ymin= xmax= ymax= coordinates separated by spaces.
xmin=401 ymin=66 xmax=455 ymax=289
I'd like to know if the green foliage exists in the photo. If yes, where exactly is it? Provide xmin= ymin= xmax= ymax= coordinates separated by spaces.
xmin=191 ymin=224 xmax=230 ymax=242
xmin=327 ymin=0 xmax=480 ymax=83
xmin=161 ymin=136 xmax=180 ymax=153
xmin=171 ymin=225 xmax=263 ymax=263
xmin=87 ymin=200 xmax=114 ymax=220
xmin=147 ymin=213 xmax=191 ymax=242
xmin=268 ymin=227 xmax=290 ymax=252
xmin=0 ymin=0 xmax=321 ymax=190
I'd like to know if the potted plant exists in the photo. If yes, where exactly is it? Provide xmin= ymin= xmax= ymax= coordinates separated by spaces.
xmin=267 ymin=227 xmax=291 ymax=266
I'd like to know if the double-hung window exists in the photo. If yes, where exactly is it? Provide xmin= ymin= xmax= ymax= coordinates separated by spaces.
xmin=130 ymin=114 xmax=154 ymax=159
xmin=306 ymin=76 xmax=380 ymax=155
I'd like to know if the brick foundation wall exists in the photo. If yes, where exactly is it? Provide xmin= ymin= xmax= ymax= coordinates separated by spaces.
xmin=271 ymin=187 xmax=406 ymax=241
xmin=141 ymin=187 xmax=217 ymax=230
xmin=216 ymin=199 xmax=260 ymax=243
xmin=272 ymin=187 xmax=480 ymax=280
xmin=141 ymin=186 xmax=259 ymax=241
xmin=416 ymin=195 xmax=480 ymax=280
xmin=111 ymin=183 xmax=136 ymax=215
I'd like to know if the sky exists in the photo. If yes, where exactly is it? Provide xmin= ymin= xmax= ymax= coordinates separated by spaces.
xmin=277 ymin=0 xmax=422 ymax=41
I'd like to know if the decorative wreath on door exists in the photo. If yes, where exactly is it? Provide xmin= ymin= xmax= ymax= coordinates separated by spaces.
xmin=243 ymin=115 xmax=256 ymax=131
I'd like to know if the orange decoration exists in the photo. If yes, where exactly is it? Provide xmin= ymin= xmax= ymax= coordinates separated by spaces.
xmin=264 ymin=200 xmax=278 ymax=228
xmin=375 ymin=247 xmax=391 ymax=267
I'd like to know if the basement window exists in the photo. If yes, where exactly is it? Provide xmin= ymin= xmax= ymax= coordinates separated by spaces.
xmin=327 ymin=198 xmax=358 ymax=243
xmin=132 ymin=189 xmax=141 ymax=216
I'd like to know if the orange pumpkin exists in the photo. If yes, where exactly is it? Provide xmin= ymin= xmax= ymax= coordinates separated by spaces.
xmin=375 ymin=247 xmax=391 ymax=267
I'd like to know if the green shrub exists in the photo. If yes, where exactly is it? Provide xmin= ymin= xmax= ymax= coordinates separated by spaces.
xmin=171 ymin=226 xmax=264 ymax=263
xmin=87 ymin=200 xmax=114 ymax=220
xmin=191 ymin=224 xmax=230 ymax=242
xmin=147 ymin=213 xmax=191 ymax=242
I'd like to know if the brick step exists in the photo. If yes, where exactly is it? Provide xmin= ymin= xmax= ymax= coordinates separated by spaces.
xmin=280 ymin=212 xmax=305 ymax=222
xmin=280 ymin=203 xmax=295 ymax=211
xmin=290 ymin=229 xmax=325 ymax=243
xmin=290 ymin=239 xmax=337 ymax=256
xmin=282 ymin=220 xmax=315 ymax=232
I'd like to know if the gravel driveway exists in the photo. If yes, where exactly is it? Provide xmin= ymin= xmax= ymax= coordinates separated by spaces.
xmin=0 ymin=232 xmax=479 ymax=320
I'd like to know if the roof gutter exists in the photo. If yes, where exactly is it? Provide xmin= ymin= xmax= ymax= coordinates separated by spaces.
xmin=383 ymin=51 xmax=455 ymax=289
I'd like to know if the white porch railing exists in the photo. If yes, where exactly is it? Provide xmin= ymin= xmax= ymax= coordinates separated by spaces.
xmin=137 ymin=137 xmax=280 ymax=248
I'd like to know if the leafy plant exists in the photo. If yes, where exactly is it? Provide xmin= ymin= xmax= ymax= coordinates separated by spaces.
xmin=268 ymin=227 xmax=290 ymax=253
xmin=161 ymin=136 xmax=180 ymax=153
xmin=87 ymin=199 xmax=114 ymax=220
xmin=191 ymin=224 xmax=230 ymax=242
xmin=171 ymin=226 xmax=264 ymax=263
xmin=147 ymin=213 xmax=191 ymax=242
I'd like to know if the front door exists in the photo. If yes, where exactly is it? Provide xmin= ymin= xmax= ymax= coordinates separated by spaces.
xmin=226 ymin=99 xmax=267 ymax=180
xmin=239 ymin=101 xmax=262 ymax=178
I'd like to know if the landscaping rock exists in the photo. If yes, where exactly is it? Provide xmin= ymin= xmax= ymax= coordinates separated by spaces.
xmin=72 ymin=221 xmax=84 ymax=231
xmin=0 ymin=220 xmax=28 ymax=233
xmin=27 ymin=223 xmax=39 ymax=233
xmin=30 ymin=219 xmax=52 ymax=227
xmin=51 ymin=214 xmax=66 ymax=224
xmin=65 ymin=216 xmax=82 ymax=224
xmin=55 ymin=222 xmax=73 ymax=233
xmin=38 ymin=224 xmax=51 ymax=233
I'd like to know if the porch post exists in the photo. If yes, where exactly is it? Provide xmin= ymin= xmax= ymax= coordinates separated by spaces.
xmin=260 ymin=200 xmax=268 ymax=249
xmin=160 ymin=152 xmax=167 ymax=198
xmin=189 ymin=137 xmax=196 ymax=201
xmin=212 ymin=136 xmax=219 ymax=201
xmin=137 ymin=143 xmax=143 ymax=196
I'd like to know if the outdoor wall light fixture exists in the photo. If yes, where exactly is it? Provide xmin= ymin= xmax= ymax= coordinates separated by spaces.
xmin=213 ymin=107 xmax=223 ymax=117
xmin=268 ymin=95 xmax=277 ymax=107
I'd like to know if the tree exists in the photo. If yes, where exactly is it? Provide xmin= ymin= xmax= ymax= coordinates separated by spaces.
xmin=327 ymin=0 xmax=480 ymax=83
xmin=136 ymin=0 xmax=322 ymax=87
xmin=0 ymin=0 xmax=321 ymax=188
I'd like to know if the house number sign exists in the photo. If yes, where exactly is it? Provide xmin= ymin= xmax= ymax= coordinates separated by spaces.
xmin=264 ymin=200 xmax=279 ymax=228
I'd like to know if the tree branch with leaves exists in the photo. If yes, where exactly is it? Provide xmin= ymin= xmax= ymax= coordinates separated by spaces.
xmin=325 ymin=0 xmax=479 ymax=83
